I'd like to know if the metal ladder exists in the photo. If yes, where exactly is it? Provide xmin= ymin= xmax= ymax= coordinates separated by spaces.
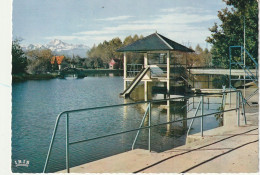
xmin=229 ymin=46 xmax=258 ymax=104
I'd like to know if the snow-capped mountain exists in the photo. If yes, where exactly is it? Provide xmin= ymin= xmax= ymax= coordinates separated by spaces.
xmin=23 ymin=39 xmax=90 ymax=58
xmin=26 ymin=44 xmax=47 ymax=50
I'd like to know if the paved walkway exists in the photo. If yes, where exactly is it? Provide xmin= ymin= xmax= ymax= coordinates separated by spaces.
xmin=58 ymin=115 xmax=258 ymax=173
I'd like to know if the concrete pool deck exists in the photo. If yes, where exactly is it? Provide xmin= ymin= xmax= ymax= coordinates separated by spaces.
xmin=58 ymin=90 xmax=259 ymax=173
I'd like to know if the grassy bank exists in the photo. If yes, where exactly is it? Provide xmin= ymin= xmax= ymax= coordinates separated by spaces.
xmin=12 ymin=69 xmax=123 ymax=82
xmin=12 ymin=73 xmax=59 ymax=82
xmin=79 ymin=69 xmax=123 ymax=74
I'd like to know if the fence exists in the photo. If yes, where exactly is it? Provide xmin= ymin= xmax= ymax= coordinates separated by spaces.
xmin=43 ymin=90 xmax=246 ymax=173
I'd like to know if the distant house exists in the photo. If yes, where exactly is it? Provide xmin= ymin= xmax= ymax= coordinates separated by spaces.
xmin=109 ymin=58 xmax=121 ymax=69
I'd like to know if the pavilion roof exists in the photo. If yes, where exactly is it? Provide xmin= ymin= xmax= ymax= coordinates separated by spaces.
xmin=117 ymin=32 xmax=194 ymax=53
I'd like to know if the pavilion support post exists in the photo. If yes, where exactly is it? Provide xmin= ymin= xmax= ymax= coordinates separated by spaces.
xmin=144 ymin=53 xmax=148 ymax=68
xmin=124 ymin=52 xmax=127 ymax=91
xmin=144 ymin=53 xmax=148 ymax=101
xmin=166 ymin=51 xmax=171 ymax=134
xmin=144 ymin=81 xmax=148 ymax=101
xmin=124 ymin=81 xmax=127 ymax=91
xmin=166 ymin=99 xmax=171 ymax=135
xmin=167 ymin=51 xmax=170 ymax=98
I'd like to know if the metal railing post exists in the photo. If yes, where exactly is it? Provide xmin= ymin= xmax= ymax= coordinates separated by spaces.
xmin=43 ymin=113 xmax=63 ymax=173
xmin=229 ymin=90 xmax=232 ymax=107
xmin=201 ymin=96 xmax=204 ymax=137
xmin=229 ymin=46 xmax=232 ymax=108
xmin=239 ymin=92 xmax=247 ymax=125
xmin=44 ymin=90 xmax=243 ymax=172
xmin=148 ymin=102 xmax=151 ymax=152
xmin=132 ymin=104 xmax=150 ymax=150
xmin=221 ymin=85 xmax=226 ymax=108
xmin=237 ymin=91 xmax=240 ymax=126
xmin=193 ymin=76 xmax=194 ymax=88
xmin=187 ymin=100 xmax=201 ymax=136
xmin=66 ymin=113 xmax=70 ymax=173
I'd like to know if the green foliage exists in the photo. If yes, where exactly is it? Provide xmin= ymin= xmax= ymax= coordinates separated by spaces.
xmin=123 ymin=34 xmax=144 ymax=64
xmin=206 ymin=0 xmax=258 ymax=68
xmin=65 ymin=55 xmax=86 ymax=68
xmin=26 ymin=49 xmax=54 ymax=74
xmin=186 ymin=44 xmax=212 ymax=67
xmin=212 ymin=75 xmax=229 ymax=88
xmin=12 ymin=73 xmax=58 ymax=82
xmin=84 ymin=57 xmax=104 ymax=69
xmin=86 ymin=34 xmax=144 ymax=69
xmin=12 ymin=39 xmax=28 ymax=74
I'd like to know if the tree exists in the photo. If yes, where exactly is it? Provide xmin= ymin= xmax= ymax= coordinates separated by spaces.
xmin=108 ymin=37 xmax=123 ymax=59
xmin=186 ymin=45 xmax=212 ymax=67
xmin=26 ymin=49 xmax=54 ymax=74
xmin=86 ymin=34 xmax=144 ymax=68
xmin=123 ymin=35 xmax=143 ymax=64
xmin=12 ymin=39 xmax=28 ymax=74
xmin=206 ymin=0 xmax=258 ymax=68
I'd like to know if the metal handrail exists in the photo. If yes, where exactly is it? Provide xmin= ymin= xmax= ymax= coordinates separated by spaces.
xmin=243 ymin=48 xmax=258 ymax=67
xmin=229 ymin=46 xmax=258 ymax=82
xmin=229 ymin=46 xmax=258 ymax=69
xmin=43 ymin=90 xmax=245 ymax=173
xmin=127 ymin=64 xmax=143 ymax=77
xmin=127 ymin=64 xmax=143 ymax=66
xmin=181 ymin=102 xmax=193 ymax=110
xmin=236 ymin=62 xmax=257 ymax=81
xmin=229 ymin=46 xmax=258 ymax=107
xmin=186 ymin=100 xmax=201 ymax=136
xmin=131 ymin=103 xmax=150 ymax=150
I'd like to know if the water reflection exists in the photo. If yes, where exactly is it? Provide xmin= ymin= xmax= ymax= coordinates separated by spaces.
xmin=12 ymin=74 xmax=224 ymax=173
xmin=192 ymin=74 xmax=229 ymax=89
xmin=122 ymin=81 xmax=223 ymax=152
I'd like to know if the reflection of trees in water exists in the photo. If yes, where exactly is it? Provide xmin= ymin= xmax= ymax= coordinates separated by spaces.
xmin=215 ymin=106 xmax=224 ymax=126
xmin=152 ymin=100 xmax=187 ymax=137
xmin=124 ymin=80 xmax=224 ymax=152
xmin=128 ymin=82 xmax=156 ymax=101
xmin=193 ymin=74 xmax=229 ymax=89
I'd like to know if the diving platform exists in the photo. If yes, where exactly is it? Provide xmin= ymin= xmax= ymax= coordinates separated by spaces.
xmin=117 ymin=32 xmax=194 ymax=98
xmin=190 ymin=68 xmax=257 ymax=76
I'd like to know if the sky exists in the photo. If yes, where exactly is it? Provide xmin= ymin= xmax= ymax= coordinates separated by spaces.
xmin=13 ymin=0 xmax=227 ymax=49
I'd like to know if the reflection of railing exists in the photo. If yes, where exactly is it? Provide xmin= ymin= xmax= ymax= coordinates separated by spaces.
xmin=132 ymin=103 xmax=151 ymax=150
xmin=187 ymin=87 xmax=227 ymax=137
xmin=43 ymin=90 xmax=246 ymax=173
xmin=186 ymin=100 xmax=202 ymax=136
xmin=127 ymin=64 xmax=143 ymax=77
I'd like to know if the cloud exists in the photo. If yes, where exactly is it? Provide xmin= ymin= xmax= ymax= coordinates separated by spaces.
xmin=96 ymin=15 xmax=133 ymax=21
xmin=105 ymin=24 xmax=157 ymax=32
xmin=152 ymin=13 xmax=216 ymax=24
xmin=44 ymin=6 xmax=218 ymax=48
xmin=73 ymin=30 xmax=114 ymax=35
xmin=160 ymin=7 xmax=212 ymax=14
xmin=45 ymin=35 xmax=81 ymax=41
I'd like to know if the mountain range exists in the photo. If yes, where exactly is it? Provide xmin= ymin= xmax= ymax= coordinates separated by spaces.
xmin=22 ymin=39 xmax=90 ymax=58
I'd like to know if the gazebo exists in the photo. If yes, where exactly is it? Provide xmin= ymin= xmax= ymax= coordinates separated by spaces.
xmin=117 ymin=32 xmax=194 ymax=99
